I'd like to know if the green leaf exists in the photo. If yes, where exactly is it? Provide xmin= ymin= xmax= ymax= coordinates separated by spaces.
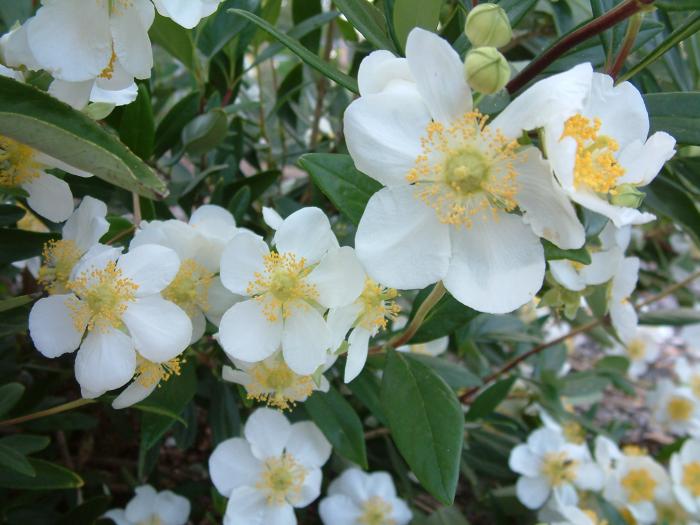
xmin=198 ymin=0 xmax=259 ymax=58
xmin=346 ymin=369 xmax=387 ymax=426
xmin=392 ymin=0 xmax=441 ymax=51
xmin=0 ymin=443 xmax=34 ymax=477
xmin=154 ymin=91 xmax=201 ymax=158
xmin=0 ymin=382 xmax=25 ymax=417
xmin=595 ymin=355 xmax=630 ymax=375
xmin=656 ymin=0 xmax=700 ymax=9
xmin=333 ymin=0 xmax=396 ymax=51
xmin=119 ymin=83 xmax=155 ymax=161
xmin=465 ymin=376 xmax=516 ymax=422
xmin=644 ymin=175 xmax=700 ymax=244
xmin=644 ymin=92 xmax=700 ymax=146
xmin=207 ymin=381 xmax=241 ymax=445
xmin=228 ymin=186 xmax=252 ymax=223
xmin=182 ymin=109 xmax=229 ymax=156
xmin=305 ymin=385 xmax=368 ymax=468
xmin=408 ymin=289 xmax=478 ymax=344
xmin=300 ymin=153 xmax=382 ymax=225
xmin=0 ymin=435 xmax=50 ymax=455
xmin=149 ymin=13 xmax=196 ymax=70
xmin=381 ymin=350 xmax=463 ymax=504
xmin=58 ymin=496 xmax=112 ymax=525
xmin=542 ymin=239 xmax=592 ymax=265
xmin=561 ymin=371 xmax=609 ymax=397
xmin=0 ymin=458 xmax=83 ymax=490
xmin=640 ymin=308 xmax=700 ymax=326
xmin=0 ymin=77 xmax=166 ymax=198
xmin=0 ymin=204 xmax=24 ymax=225
xmin=229 ymin=9 xmax=359 ymax=93
xmin=405 ymin=354 xmax=481 ymax=390
xmin=425 ymin=506 xmax=470 ymax=525
xmin=0 ymin=295 xmax=36 ymax=313
xmin=0 ymin=229 xmax=58 ymax=265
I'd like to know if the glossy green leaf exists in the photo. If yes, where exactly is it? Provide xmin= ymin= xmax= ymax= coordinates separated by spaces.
xmin=300 ymin=153 xmax=382 ymax=225
xmin=0 ymin=443 xmax=34 ymax=477
xmin=0 ymin=435 xmax=50 ymax=456
xmin=656 ymin=0 xmax=700 ymax=9
xmin=333 ymin=0 xmax=396 ymax=51
xmin=543 ymin=239 xmax=592 ymax=265
xmin=408 ymin=289 xmax=479 ymax=344
xmin=644 ymin=92 xmax=700 ymax=146
xmin=0 ymin=204 xmax=24 ymax=225
xmin=0 ymin=295 xmax=36 ymax=314
xmin=406 ymin=354 xmax=482 ymax=390
xmin=644 ymin=175 xmax=700 ymax=244
xmin=208 ymin=381 xmax=241 ymax=446
xmin=58 ymin=496 xmax=112 ymax=525
xmin=347 ymin=369 xmax=387 ymax=426
xmin=305 ymin=385 xmax=368 ymax=468
xmin=0 ymin=77 xmax=166 ymax=198
xmin=465 ymin=376 xmax=516 ymax=422
xmin=149 ymin=14 xmax=196 ymax=70
xmin=425 ymin=506 xmax=470 ymax=525
xmin=154 ymin=91 xmax=201 ymax=158
xmin=392 ymin=0 xmax=441 ymax=51
xmin=119 ymin=83 xmax=155 ymax=161
xmin=199 ymin=0 xmax=259 ymax=58
xmin=0 ymin=382 xmax=25 ymax=417
xmin=640 ymin=308 xmax=700 ymax=326
xmin=0 ymin=229 xmax=58 ymax=265
xmin=0 ymin=458 xmax=83 ymax=490
xmin=381 ymin=350 xmax=463 ymax=504
xmin=182 ymin=109 xmax=229 ymax=156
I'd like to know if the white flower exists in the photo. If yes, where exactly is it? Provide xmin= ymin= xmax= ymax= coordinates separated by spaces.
xmin=539 ymin=409 xmax=587 ymax=446
xmin=0 ymin=135 xmax=92 ymax=222
xmin=217 ymin=207 xmax=365 ymax=375
xmin=609 ymin=326 xmax=670 ymax=380
xmin=153 ymin=0 xmax=225 ymax=29
xmin=130 ymin=205 xmax=241 ymax=343
xmin=677 ymin=357 xmax=700 ymax=399
xmin=103 ymin=484 xmax=190 ymax=525
xmin=38 ymin=196 xmax=110 ymax=294
xmin=684 ymin=324 xmax=700 ymax=356
xmin=28 ymin=244 xmax=192 ymax=400
xmin=222 ymin=350 xmax=333 ymax=410
xmin=318 ymin=468 xmax=412 ymax=525
xmin=394 ymin=315 xmax=449 ymax=356
xmin=509 ymin=427 xmax=604 ymax=509
xmin=327 ymin=278 xmax=400 ymax=382
xmin=344 ymin=28 xmax=586 ymax=314
xmin=648 ymin=379 xmax=700 ymax=438
xmin=523 ymin=69 xmax=676 ymax=228
xmin=550 ymin=505 xmax=606 ymax=525
xmin=670 ymin=438 xmax=700 ymax=516
xmin=208 ymin=408 xmax=332 ymax=525
xmin=608 ymin=256 xmax=640 ymax=342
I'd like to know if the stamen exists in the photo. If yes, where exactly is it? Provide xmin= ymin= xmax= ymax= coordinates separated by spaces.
xmin=256 ymin=453 xmax=307 ymax=505
xmin=134 ymin=355 xmax=183 ymax=388
xmin=245 ymin=357 xmax=315 ymax=410
xmin=667 ymin=396 xmax=694 ymax=422
xmin=0 ymin=136 xmax=42 ymax=187
xmin=540 ymin=451 xmax=577 ymax=487
xmin=38 ymin=239 xmax=82 ymax=295
xmin=683 ymin=461 xmax=700 ymax=497
xmin=621 ymin=468 xmax=657 ymax=503
xmin=162 ymin=258 xmax=213 ymax=316
xmin=358 ymin=496 xmax=396 ymax=525
xmin=357 ymin=279 xmax=400 ymax=332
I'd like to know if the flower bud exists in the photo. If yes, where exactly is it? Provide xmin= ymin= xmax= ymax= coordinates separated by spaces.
xmin=464 ymin=47 xmax=510 ymax=95
xmin=610 ymin=183 xmax=646 ymax=208
xmin=464 ymin=3 xmax=512 ymax=48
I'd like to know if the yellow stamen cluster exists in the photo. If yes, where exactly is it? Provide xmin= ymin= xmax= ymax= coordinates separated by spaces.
xmin=98 ymin=49 xmax=118 ymax=79
xmin=407 ymin=111 xmax=519 ymax=228
xmin=66 ymin=261 xmax=138 ymax=332
xmin=625 ymin=339 xmax=646 ymax=361
xmin=540 ymin=451 xmax=578 ymax=487
xmin=621 ymin=468 xmax=657 ymax=503
xmin=247 ymin=252 xmax=318 ymax=322
xmin=162 ymin=258 xmax=213 ymax=317
xmin=134 ymin=355 xmax=183 ymax=388
xmin=582 ymin=510 xmax=608 ymax=525
xmin=245 ymin=357 xmax=315 ymax=410
xmin=357 ymin=279 xmax=400 ymax=332
xmin=38 ymin=239 xmax=82 ymax=295
xmin=562 ymin=420 xmax=586 ymax=445
xmin=622 ymin=445 xmax=647 ymax=457
xmin=256 ymin=453 xmax=307 ymax=505
xmin=691 ymin=375 xmax=700 ymax=399
xmin=561 ymin=114 xmax=625 ymax=195
xmin=358 ymin=496 xmax=395 ymax=525
xmin=668 ymin=396 xmax=694 ymax=422
xmin=0 ymin=136 xmax=42 ymax=187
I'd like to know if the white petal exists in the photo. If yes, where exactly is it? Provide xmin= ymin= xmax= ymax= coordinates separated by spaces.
xmin=549 ymin=261 xmax=586 ymax=292
xmin=528 ymin=428 xmax=565 ymax=455
xmin=49 ymin=79 xmax=93 ymax=110
xmin=208 ymin=438 xmax=262 ymax=496
xmin=516 ymin=476 xmax=551 ymax=510
xmin=244 ymin=408 xmax=292 ymax=460
xmin=286 ymin=421 xmax=332 ymax=469
xmin=155 ymin=490 xmax=191 ymax=525
xmin=343 ymin=82 xmax=430 ymax=187
xmin=318 ymin=494 xmax=361 ymax=525
xmin=261 ymin=502 xmax=297 ymax=525
xmin=118 ymin=245 xmax=180 ymax=296
xmin=327 ymin=468 xmax=369 ymax=500
xmin=514 ymin=147 xmax=585 ymax=249
xmin=122 ymin=296 xmax=192 ymax=362
xmin=205 ymin=277 xmax=241 ymax=326
xmin=307 ymin=247 xmax=365 ymax=308
xmin=1 ymin=25 xmax=41 ymax=70
xmin=125 ymin=485 xmax=158 ymax=524
xmin=153 ymin=0 xmax=219 ymax=29
xmin=189 ymin=204 xmax=236 ymax=238
xmin=220 ymin=231 xmax=268 ymax=296
xmin=612 ymin=257 xmax=640 ymax=300
xmin=569 ymin=189 xmax=656 ymax=228
xmin=282 ymin=307 xmax=331 ymax=375
xmin=617 ymin=132 xmax=676 ymax=186
xmin=190 ymin=309 xmax=206 ymax=344
xmin=405 ymin=27 xmax=472 ymax=124
xmin=222 ymin=486 xmax=268 ymax=525
xmin=273 ymin=207 xmax=337 ymax=264
xmin=23 ymin=172 xmax=74 ymax=223
xmin=218 ymin=299 xmax=282 ymax=363
xmin=358 ymin=50 xmax=413 ymax=96
xmin=111 ymin=380 xmax=157 ymax=409
xmin=94 ymin=59 xmax=134 ymax=91
xmin=294 ymin=467 xmax=322 ymax=508
xmin=355 ymin=186 xmax=451 ymax=290
xmin=29 ymin=294 xmax=84 ymax=358
xmin=344 ymin=328 xmax=371 ymax=383
xmin=33 ymin=152 xmax=92 ymax=178
xmin=390 ymin=498 xmax=413 ymax=525
xmin=90 ymin=83 xmax=138 ymax=106
xmin=610 ymin=301 xmax=638 ymax=343
xmin=444 ymin=213 xmax=545 ymax=314
xmin=574 ymin=462 xmax=604 ymax=491
xmin=102 ymin=509 xmax=130 ymax=525
xmin=74 ymin=328 xmax=136 ymax=394
xmin=366 ymin=472 xmax=398 ymax=500
xmin=63 ymin=196 xmax=109 ymax=253
xmin=262 ymin=207 xmax=284 ymax=230
xmin=110 ymin=0 xmax=154 ymax=79
xmin=509 ymin=445 xmax=540 ymax=478
xmin=72 ymin=245 xmax=122 ymax=280
xmin=327 ymin=303 xmax=363 ymax=351
xmin=580 ymin=248 xmax=622 ymax=286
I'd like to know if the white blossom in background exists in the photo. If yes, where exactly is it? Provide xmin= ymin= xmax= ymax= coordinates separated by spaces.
xmin=548 ymin=504 xmax=608 ymax=525
xmin=607 ymin=255 xmax=640 ymax=342
xmin=648 ymin=379 xmax=700 ymax=438
xmin=670 ymin=438 xmax=700 ymax=517
xmin=539 ymin=409 xmax=587 ymax=446
xmin=344 ymin=28 xmax=587 ymax=315
xmin=209 ymin=408 xmax=331 ymax=525
xmin=508 ymin=427 xmax=603 ymax=509
xmin=104 ymin=484 xmax=190 ymax=525
xmin=682 ymin=324 xmax=700 ymax=356
xmin=28 ymin=244 xmax=192 ymax=402
xmin=608 ymin=326 xmax=671 ymax=380
xmin=677 ymin=357 xmax=700 ymax=398
xmin=217 ymin=207 xmax=365 ymax=375
xmin=318 ymin=468 xmax=412 ymax=525
xmin=153 ymin=0 xmax=225 ymax=29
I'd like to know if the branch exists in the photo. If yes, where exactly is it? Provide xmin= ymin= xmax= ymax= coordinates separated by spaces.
xmin=0 ymin=398 xmax=95 ymax=427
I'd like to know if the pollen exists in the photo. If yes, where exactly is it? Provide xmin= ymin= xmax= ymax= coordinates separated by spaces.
xmin=667 ymin=396 xmax=694 ymax=422
xmin=38 ymin=239 xmax=82 ymax=295
xmin=256 ymin=453 xmax=307 ymax=505
xmin=245 ymin=356 xmax=315 ymax=410
xmin=562 ymin=420 xmax=586 ymax=445
xmin=0 ymin=136 xmax=42 ymax=187
xmin=66 ymin=261 xmax=138 ymax=332
xmin=540 ymin=451 xmax=577 ymax=487
xmin=626 ymin=339 xmax=646 ymax=361
xmin=357 ymin=279 xmax=400 ymax=332
xmin=246 ymin=252 xmax=318 ymax=322
xmin=621 ymin=468 xmax=657 ymax=503
xmin=162 ymin=258 xmax=213 ymax=317
xmin=408 ymin=111 xmax=519 ymax=228
xmin=683 ymin=461 xmax=700 ymax=497
xmin=358 ymin=496 xmax=395 ymax=525
xmin=135 ymin=355 xmax=183 ymax=388
xmin=691 ymin=375 xmax=700 ymax=399
xmin=561 ymin=114 xmax=625 ymax=195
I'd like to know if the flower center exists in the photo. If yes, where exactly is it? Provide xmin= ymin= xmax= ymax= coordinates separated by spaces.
xmin=245 ymin=357 xmax=315 ymax=410
xmin=540 ymin=451 xmax=577 ymax=487
xmin=256 ymin=453 xmax=307 ymax=505
xmin=136 ymin=516 xmax=162 ymax=525
xmin=162 ymin=258 xmax=213 ymax=317
xmin=582 ymin=510 xmax=608 ymax=525
xmin=626 ymin=339 xmax=646 ymax=361
xmin=358 ymin=496 xmax=395 ymax=525
xmin=98 ymin=49 xmax=118 ymax=79
xmin=0 ymin=136 xmax=42 ymax=187
xmin=66 ymin=261 xmax=138 ymax=332
xmin=247 ymin=252 xmax=318 ymax=322
xmin=667 ymin=396 xmax=694 ymax=422
xmin=560 ymin=114 xmax=625 ymax=195
xmin=407 ymin=111 xmax=519 ymax=228
xmin=134 ymin=355 xmax=183 ymax=388
xmin=562 ymin=421 xmax=586 ymax=445
xmin=38 ymin=239 xmax=82 ymax=295
xmin=358 ymin=279 xmax=400 ymax=332
xmin=621 ymin=468 xmax=656 ymax=503
xmin=692 ymin=375 xmax=700 ymax=399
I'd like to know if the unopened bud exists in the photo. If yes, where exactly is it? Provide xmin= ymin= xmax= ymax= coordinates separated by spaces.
xmin=610 ymin=184 xmax=645 ymax=208
xmin=465 ymin=3 xmax=512 ymax=48
xmin=464 ymin=47 xmax=510 ymax=95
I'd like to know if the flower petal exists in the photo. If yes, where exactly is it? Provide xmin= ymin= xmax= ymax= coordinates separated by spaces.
xmin=208 ymin=438 xmax=262 ymax=496
xmin=282 ymin=306 xmax=330 ymax=375
xmin=358 ymin=50 xmax=413 ymax=96
xmin=111 ymin=380 xmax=157 ymax=409
xmin=28 ymin=294 xmax=84 ymax=358
xmin=189 ymin=204 xmax=237 ymax=239
xmin=286 ymin=421 xmax=332 ymax=469
xmin=118 ymin=244 xmax=180 ymax=296
xmin=155 ymin=490 xmax=191 ymax=525
xmin=568 ymin=188 xmax=656 ymax=228
xmin=110 ymin=0 xmax=154 ymax=79
xmin=262 ymin=207 xmax=284 ymax=230
xmin=218 ymin=299 xmax=282 ymax=363
xmin=153 ymin=0 xmax=220 ymax=29
xmin=222 ymin=486 xmax=268 ymax=525
xmin=516 ymin=476 xmax=551 ymax=510
xmin=344 ymin=327 xmax=371 ymax=383
xmin=205 ymin=276 xmax=241 ymax=326
xmin=48 ymin=79 xmax=93 ymax=110
xmin=273 ymin=207 xmax=337 ymax=264
xmin=220 ymin=231 xmax=268 ymax=296
xmin=327 ymin=303 xmax=363 ymax=351
xmin=355 ymin=186 xmax=451 ymax=290
xmin=125 ymin=485 xmax=158 ymax=524
xmin=74 ymin=328 xmax=136 ymax=394
xmin=319 ymin=494 xmax=361 ymax=525
xmin=62 ymin=196 xmax=109 ymax=253
xmin=307 ymin=246 xmax=365 ymax=308
xmin=244 ymin=407 xmax=292 ymax=460
xmin=549 ymin=261 xmax=585 ymax=292
xmin=23 ymin=172 xmax=74 ymax=223
xmin=617 ymin=132 xmax=676 ymax=186
xmin=509 ymin=444 xmax=541 ymax=478
xmin=294 ymin=467 xmax=322 ymax=508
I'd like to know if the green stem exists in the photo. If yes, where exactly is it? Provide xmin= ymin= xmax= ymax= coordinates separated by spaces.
xmin=608 ymin=13 xmax=644 ymax=79
xmin=389 ymin=282 xmax=447 ymax=348
xmin=0 ymin=398 xmax=95 ymax=427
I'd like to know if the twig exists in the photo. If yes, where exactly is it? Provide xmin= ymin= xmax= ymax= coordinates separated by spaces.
xmin=0 ymin=398 xmax=95 ymax=427
xmin=608 ymin=12 xmax=644 ymax=79
xmin=364 ymin=427 xmax=390 ymax=439
xmin=132 ymin=193 xmax=142 ymax=226
xmin=309 ymin=21 xmax=335 ymax=150
xmin=389 ymin=282 xmax=447 ymax=348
